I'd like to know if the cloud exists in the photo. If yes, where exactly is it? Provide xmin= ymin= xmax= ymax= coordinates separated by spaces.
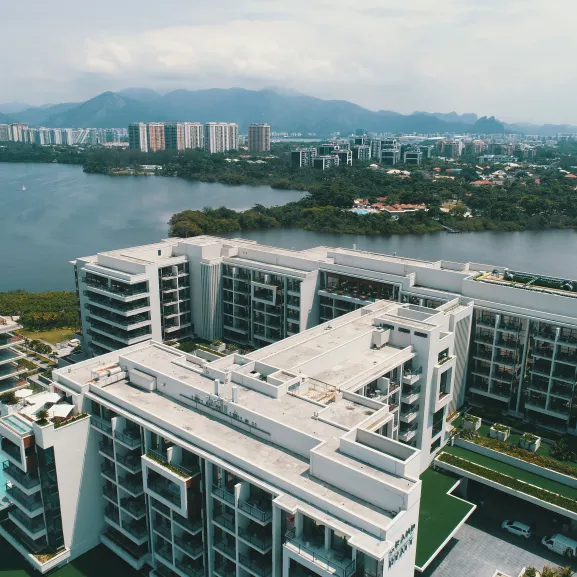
xmin=1 ymin=0 xmax=577 ymax=123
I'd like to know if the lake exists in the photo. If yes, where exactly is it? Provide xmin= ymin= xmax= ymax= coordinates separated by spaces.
xmin=1 ymin=162 xmax=576 ymax=292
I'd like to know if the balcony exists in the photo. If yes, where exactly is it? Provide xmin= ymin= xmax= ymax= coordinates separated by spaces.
xmin=123 ymin=520 xmax=148 ymax=544
xmin=3 ymin=461 xmax=40 ymax=491
xmin=477 ymin=316 xmax=496 ymax=328
xmin=400 ymin=407 xmax=419 ymax=424
xmin=103 ymin=485 xmax=118 ymax=503
xmin=239 ymin=552 xmax=272 ymax=577
xmin=118 ymin=475 xmax=144 ymax=497
xmin=400 ymin=385 xmax=421 ymax=404
xmin=549 ymin=384 xmax=573 ymax=400
xmin=120 ymin=496 xmax=146 ymax=519
xmin=6 ymin=486 xmax=44 ymax=515
xmin=474 ymin=332 xmax=494 ymax=344
xmin=215 ymin=563 xmax=236 ymax=577
xmin=238 ymin=498 xmax=273 ymax=524
xmin=101 ymin=528 xmax=148 ymax=570
xmin=115 ymin=428 xmax=141 ymax=448
xmin=147 ymin=449 xmax=199 ymax=478
xmin=116 ymin=453 xmax=142 ymax=474
xmin=214 ymin=512 xmax=235 ymax=534
xmin=214 ymin=539 xmax=236 ymax=561
xmin=101 ymin=462 xmax=117 ymax=481
xmin=8 ymin=506 xmax=46 ymax=539
xmin=83 ymin=278 xmax=148 ymax=300
xmin=284 ymin=530 xmax=355 ymax=577
xmin=551 ymin=370 xmax=575 ymax=384
xmin=156 ymin=545 xmax=174 ymax=565
xmin=148 ymin=478 xmax=181 ymax=505
xmin=533 ymin=346 xmax=554 ymax=359
xmin=154 ymin=523 xmax=172 ymax=540
xmin=494 ymin=355 xmax=516 ymax=367
xmin=238 ymin=526 xmax=273 ymax=553
xmin=174 ymin=535 xmax=203 ymax=559
xmin=498 ymin=321 xmax=521 ymax=333
xmin=99 ymin=442 xmax=115 ymax=460
xmin=402 ymin=367 xmax=422 ymax=385
xmin=91 ymin=415 xmax=113 ymax=436
xmin=399 ymin=426 xmax=417 ymax=443
xmin=0 ymin=518 xmax=48 ymax=555
xmin=173 ymin=515 xmax=202 ymax=535
xmin=175 ymin=559 xmax=204 ymax=577
xmin=212 ymin=484 xmax=235 ymax=505
xmin=105 ymin=506 xmax=120 ymax=525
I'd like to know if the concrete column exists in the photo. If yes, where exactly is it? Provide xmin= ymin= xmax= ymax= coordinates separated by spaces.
xmin=324 ymin=526 xmax=331 ymax=552
xmin=295 ymin=513 xmax=303 ymax=538
xmin=282 ymin=550 xmax=291 ymax=577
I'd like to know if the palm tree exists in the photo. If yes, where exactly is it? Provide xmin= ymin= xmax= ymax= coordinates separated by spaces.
xmin=555 ymin=567 xmax=574 ymax=577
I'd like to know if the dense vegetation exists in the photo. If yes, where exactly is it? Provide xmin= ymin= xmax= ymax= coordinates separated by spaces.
xmin=4 ymin=142 xmax=577 ymax=235
xmin=0 ymin=290 xmax=79 ymax=330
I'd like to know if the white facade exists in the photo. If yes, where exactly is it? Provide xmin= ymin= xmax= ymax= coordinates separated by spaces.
xmin=75 ymin=237 xmax=577 ymax=437
xmin=184 ymin=122 xmax=204 ymax=150
xmin=204 ymin=123 xmax=239 ymax=153
xmin=128 ymin=123 xmax=149 ymax=152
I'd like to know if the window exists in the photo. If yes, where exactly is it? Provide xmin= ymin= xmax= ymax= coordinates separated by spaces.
xmin=398 ymin=327 xmax=410 ymax=334
xmin=414 ymin=331 xmax=428 ymax=338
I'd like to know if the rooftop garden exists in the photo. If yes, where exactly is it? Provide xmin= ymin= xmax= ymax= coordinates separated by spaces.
xmin=438 ymin=451 xmax=577 ymax=514
xmin=452 ymin=411 xmax=577 ymax=477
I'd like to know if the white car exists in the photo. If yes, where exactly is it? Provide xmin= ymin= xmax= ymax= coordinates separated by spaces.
xmin=501 ymin=520 xmax=532 ymax=539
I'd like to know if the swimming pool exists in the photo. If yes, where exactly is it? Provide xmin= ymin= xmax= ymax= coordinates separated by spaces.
xmin=352 ymin=208 xmax=370 ymax=215
xmin=3 ymin=414 xmax=33 ymax=435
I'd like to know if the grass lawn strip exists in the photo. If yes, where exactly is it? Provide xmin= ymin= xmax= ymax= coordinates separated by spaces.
xmin=438 ymin=452 xmax=577 ymax=514
xmin=416 ymin=468 xmax=475 ymax=569
xmin=20 ymin=329 xmax=75 ymax=346
xmin=444 ymin=445 xmax=577 ymax=500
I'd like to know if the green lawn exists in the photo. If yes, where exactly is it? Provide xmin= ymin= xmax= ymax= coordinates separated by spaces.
xmin=416 ymin=468 xmax=475 ymax=569
xmin=0 ymin=540 xmax=142 ymax=577
xmin=444 ymin=445 xmax=577 ymax=500
xmin=20 ymin=329 xmax=76 ymax=346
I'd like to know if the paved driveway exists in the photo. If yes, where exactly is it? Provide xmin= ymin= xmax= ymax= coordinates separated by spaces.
xmin=422 ymin=520 xmax=576 ymax=577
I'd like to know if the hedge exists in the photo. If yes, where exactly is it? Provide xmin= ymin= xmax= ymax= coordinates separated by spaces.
xmin=438 ymin=452 xmax=577 ymax=513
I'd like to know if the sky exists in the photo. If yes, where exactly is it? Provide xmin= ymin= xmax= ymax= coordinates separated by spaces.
xmin=2 ymin=0 xmax=576 ymax=124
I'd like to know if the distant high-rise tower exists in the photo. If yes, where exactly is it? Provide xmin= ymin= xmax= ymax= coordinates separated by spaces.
xmin=248 ymin=123 xmax=271 ymax=153
xmin=164 ymin=123 xmax=185 ymax=150
xmin=128 ymin=123 xmax=148 ymax=152
xmin=183 ymin=122 xmax=204 ymax=150
xmin=203 ymin=122 xmax=239 ymax=153
xmin=146 ymin=122 xmax=166 ymax=152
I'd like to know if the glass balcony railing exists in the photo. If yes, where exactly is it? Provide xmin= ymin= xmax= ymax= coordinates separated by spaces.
xmin=6 ymin=486 xmax=43 ymax=512
xmin=91 ymin=415 xmax=113 ymax=435
xmin=3 ymin=461 xmax=39 ymax=490
xmin=213 ymin=513 xmax=235 ymax=533
xmin=148 ymin=479 xmax=180 ymax=505
xmin=174 ymin=535 xmax=203 ymax=558
xmin=238 ymin=499 xmax=273 ymax=523
xmin=120 ymin=496 xmax=146 ymax=518
xmin=9 ymin=506 xmax=45 ymax=534
xmin=238 ymin=527 xmax=273 ymax=551
xmin=214 ymin=539 xmax=236 ymax=559
xmin=212 ymin=485 xmax=235 ymax=504
xmin=114 ymin=428 xmax=141 ymax=447
xmin=173 ymin=514 xmax=202 ymax=534
xmin=239 ymin=553 xmax=272 ymax=577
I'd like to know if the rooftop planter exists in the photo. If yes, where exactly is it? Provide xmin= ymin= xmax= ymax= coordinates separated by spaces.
xmin=519 ymin=433 xmax=541 ymax=452
xmin=210 ymin=341 xmax=226 ymax=353
xmin=490 ymin=423 xmax=510 ymax=442
xmin=462 ymin=414 xmax=481 ymax=431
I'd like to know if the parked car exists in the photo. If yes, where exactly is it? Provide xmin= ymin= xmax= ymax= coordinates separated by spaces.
xmin=501 ymin=520 xmax=532 ymax=538
xmin=542 ymin=534 xmax=577 ymax=557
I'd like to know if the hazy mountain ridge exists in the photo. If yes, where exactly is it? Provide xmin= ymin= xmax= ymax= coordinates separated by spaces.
xmin=4 ymin=87 xmax=576 ymax=135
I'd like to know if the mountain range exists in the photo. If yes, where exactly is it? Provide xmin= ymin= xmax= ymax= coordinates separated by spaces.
xmin=0 ymin=88 xmax=573 ymax=136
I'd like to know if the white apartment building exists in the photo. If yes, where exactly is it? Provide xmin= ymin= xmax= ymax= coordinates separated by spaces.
xmin=0 ymin=317 xmax=27 ymax=395
xmin=204 ymin=123 xmax=239 ymax=154
xmin=0 ymin=302 xmax=429 ymax=576
xmin=75 ymin=237 xmax=577 ymax=436
xmin=184 ymin=123 xmax=204 ymax=150
xmin=0 ymin=124 xmax=11 ymax=141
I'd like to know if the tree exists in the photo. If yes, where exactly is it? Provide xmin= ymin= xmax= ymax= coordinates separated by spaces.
xmin=36 ymin=409 xmax=50 ymax=425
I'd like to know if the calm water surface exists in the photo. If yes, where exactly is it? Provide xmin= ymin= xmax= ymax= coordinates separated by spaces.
xmin=1 ymin=162 xmax=576 ymax=292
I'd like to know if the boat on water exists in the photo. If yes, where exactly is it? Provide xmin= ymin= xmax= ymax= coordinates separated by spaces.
xmin=22 ymin=185 xmax=26 ymax=191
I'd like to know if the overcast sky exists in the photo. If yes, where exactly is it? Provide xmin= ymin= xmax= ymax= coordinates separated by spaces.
xmin=2 ymin=0 xmax=575 ymax=124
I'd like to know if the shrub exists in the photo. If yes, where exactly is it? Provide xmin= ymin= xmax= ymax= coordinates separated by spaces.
xmin=460 ymin=429 xmax=479 ymax=441
xmin=438 ymin=452 xmax=577 ymax=513
xmin=467 ymin=435 xmax=577 ymax=478
xmin=522 ymin=433 xmax=539 ymax=444
xmin=463 ymin=414 xmax=480 ymax=424
xmin=36 ymin=409 xmax=50 ymax=426
xmin=524 ymin=567 xmax=537 ymax=577
xmin=550 ymin=439 xmax=577 ymax=463
xmin=492 ymin=423 xmax=510 ymax=433
xmin=0 ymin=391 xmax=18 ymax=405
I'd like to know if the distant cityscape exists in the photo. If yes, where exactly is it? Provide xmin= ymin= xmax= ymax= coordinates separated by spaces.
xmin=0 ymin=119 xmax=571 ymax=170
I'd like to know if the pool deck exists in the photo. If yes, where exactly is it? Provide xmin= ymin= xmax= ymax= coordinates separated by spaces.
xmin=416 ymin=468 xmax=476 ymax=571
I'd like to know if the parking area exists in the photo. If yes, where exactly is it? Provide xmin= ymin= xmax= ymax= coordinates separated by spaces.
xmin=421 ymin=481 xmax=577 ymax=577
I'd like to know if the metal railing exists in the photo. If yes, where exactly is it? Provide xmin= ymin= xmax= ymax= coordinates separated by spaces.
xmin=214 ymin=513 xmax=235 ymax=533
xmin=284 ymin=530 xmax=355 ymax=577
xmin=173 ymin=515 xmax=202 ymax=534
xmin=118 ymin=476 xmax=143 ymax=495
xmin=9 ymin=506 xmax=46 ymax=533
xmin=120 ymin=497 xmax=146 ymax=518
xmin=154 ymin=523 xmax=172 ymax=539
xmin=174 ymin=535 xmax=203 ymax=558
xmin=116 ymin=453 xmax=141 ymax=473
xmin=238 ymin=499 xmax=273 ymax=523
xmin=6 ymin=486 xmax=43 ymax=512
